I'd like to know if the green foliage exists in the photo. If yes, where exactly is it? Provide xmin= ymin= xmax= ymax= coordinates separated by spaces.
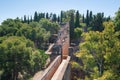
xmin=31 ymin=49 xmax=48 ymax=72
xmin=77 ymin=21 xmax=120 ymax=79
xmin=74 ymin=28 xmax=83 ymax=39
xmin=24 ymin=15 xmax=27 ymax=23
xmin=33 ymin=11 xmax=45 ymax=22
xmin=76 ymin=51 xmax=99 ymax=79
xmin=57 ymin=16 xmax=60 ymax=23
xmin=60 ymin=9 xmax=76 ymax=23
xmin=0 ymin=19 xmax=51 ymax=49
xmin=71 ymin=61 xmax=81 ymax=69
xmin=46 ymin=13 xmax=49 ymax=19
xmin=82 ymin=14 xmax=85 ymax=23
xmin=0 ymin=16 xmax=53 ymax=80
xmin=90 ymin=13 xmax=104 ymax=31
xmin=85 ymin=10 xmax=90 ymax=27
xmin=34 ymin=11 xmax=38 ymax=22
xmin=97 ymin=70 xmax=120 ymax=80
xmin=0 ymin=36 xmax=48 ymax=80
xmin=52 ymin=14 xmax=57 ymax=22
xmin=69 ymin=12 xmax=75 ymax=42
xmin=0 ymin=36 xmax=34 ymax=80
xmin=60 ymin=11 xmax=63 ymax=23
xmin=39 ymin=18 xmax=60 ymax=34
xmin=0 ymin=18 xmax=60 ymax=79
xmin=75 ymin=10 xmax=80 ymax=28
xmin=85 ymin=10 xmax=111 ymax=32
xmin=0 ymin=19 xmax=23 ymax=36
xmin=115 ymin=8 xmax=120 ymax=31
xmin=17 ymin=22 xmax=50 ymax=49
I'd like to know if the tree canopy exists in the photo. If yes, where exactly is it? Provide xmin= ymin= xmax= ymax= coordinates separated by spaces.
xmin=76 ymin=21 xmax=120 ymax=79
xmin=0 ymin=36 xmax=48 ymax=80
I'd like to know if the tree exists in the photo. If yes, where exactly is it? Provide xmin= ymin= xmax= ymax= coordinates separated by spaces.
xmin=57 ymin=16 xmax=60 ymax=23
xmin=103 ymin=22 xmax=120 ymax=75
xmin=38 ymin=13 xmax=41 ymax=21
xmin=77 ymin=21 xmax=120 ymax=79
xmin=16 ymin=21 xmax=50 ymax=49
xmin=85 ymin=10 xmax=89 ymax=27
xmin=24 ymin=15 xmax=27 ymax=23
xmin=0 ymin=19 xmax=23 ymax=36
xmin=74 ymin=28 xmax=83 ymax=44
xmin=60 ymin=11 xmax=63 ymax=23
xmin=0 ymin=36 xmax=34 ymax=80
xmin=46 ymin=13 xmax=49 ymax=19
xmin=91 ymin=13 xmax=104 ymax=31
xmin=30 ymin=16 xmax=32 ymax=22
xmin=69 ymin=12 xmax=74 ymax=42
xmin=52 ymin=14 xmax=57 ymax=22
xmin=27 ymin=16 xmax=30 ymax=24
xmin=39 ymin=18 xmax=60 ymax=34
xmin=0 ymin=36 xmax=49 ymax=80
xmin=89 ymin=11 xmax=93 ymax=21
xmin=74 ymin=28 xmax=82 ymax=39
xmin=115 ymin=8 xmax=120 ymax=31
xmin=75 ymin=10 xmax=80 ymax=28
xmin=34 ymin=11 xmax=38 ymax=22
xmin=82 ymin=14 xmax=85 ymax=23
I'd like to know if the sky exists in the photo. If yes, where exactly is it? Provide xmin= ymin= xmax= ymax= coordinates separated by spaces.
xmin=0 ymin=0 xmax=120 ymax=24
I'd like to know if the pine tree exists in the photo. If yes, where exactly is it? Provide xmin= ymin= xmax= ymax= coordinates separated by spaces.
xmin=75 ymin=10 xmax=80 ymax=28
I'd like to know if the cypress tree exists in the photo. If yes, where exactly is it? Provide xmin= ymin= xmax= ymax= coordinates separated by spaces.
xmin=30 ymin=16 xmax=32 ymax=22
xmin=89 ymin=11 xmax=93 ymax=26
xmin=75 ymin=10 xmax=80 ymax=28
xmin=46 ymin=13 xmax=49 ymax=19
xmin=34 ymin=11 xmax=38 ymax=22
xmin=27 ymin=16 xmax=29 ymax=24
xmin=92 ymin=13 xmax=104 ymax=31
xmin=86 ymin=10 xmax=89 ymax=26
xmin=57 ymin=16 xmax=60 ymax=23
xmin=24 ymin=15 xmax=27 ymax=23
xmin=89 ymin=11 xmax=93 ymax=21
xmin=82 ymin=14 xmax=85 ymax=23
xmin=60 ymin=11 xmax=63 ymax=23
xmin=38 ymin=13 xmax=41 ymax=21
xmin=69 ymin=12 xmax=74 ymax=43
xmin=52 ymin=14 xmax=57 ymax=22
xmin=41 ymin=13 xmax=45 ymax=18
xmin=50 ymin=13 xmax=52 ymax=18
xmin=21 ymin=17 xmax=24 ymax=23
